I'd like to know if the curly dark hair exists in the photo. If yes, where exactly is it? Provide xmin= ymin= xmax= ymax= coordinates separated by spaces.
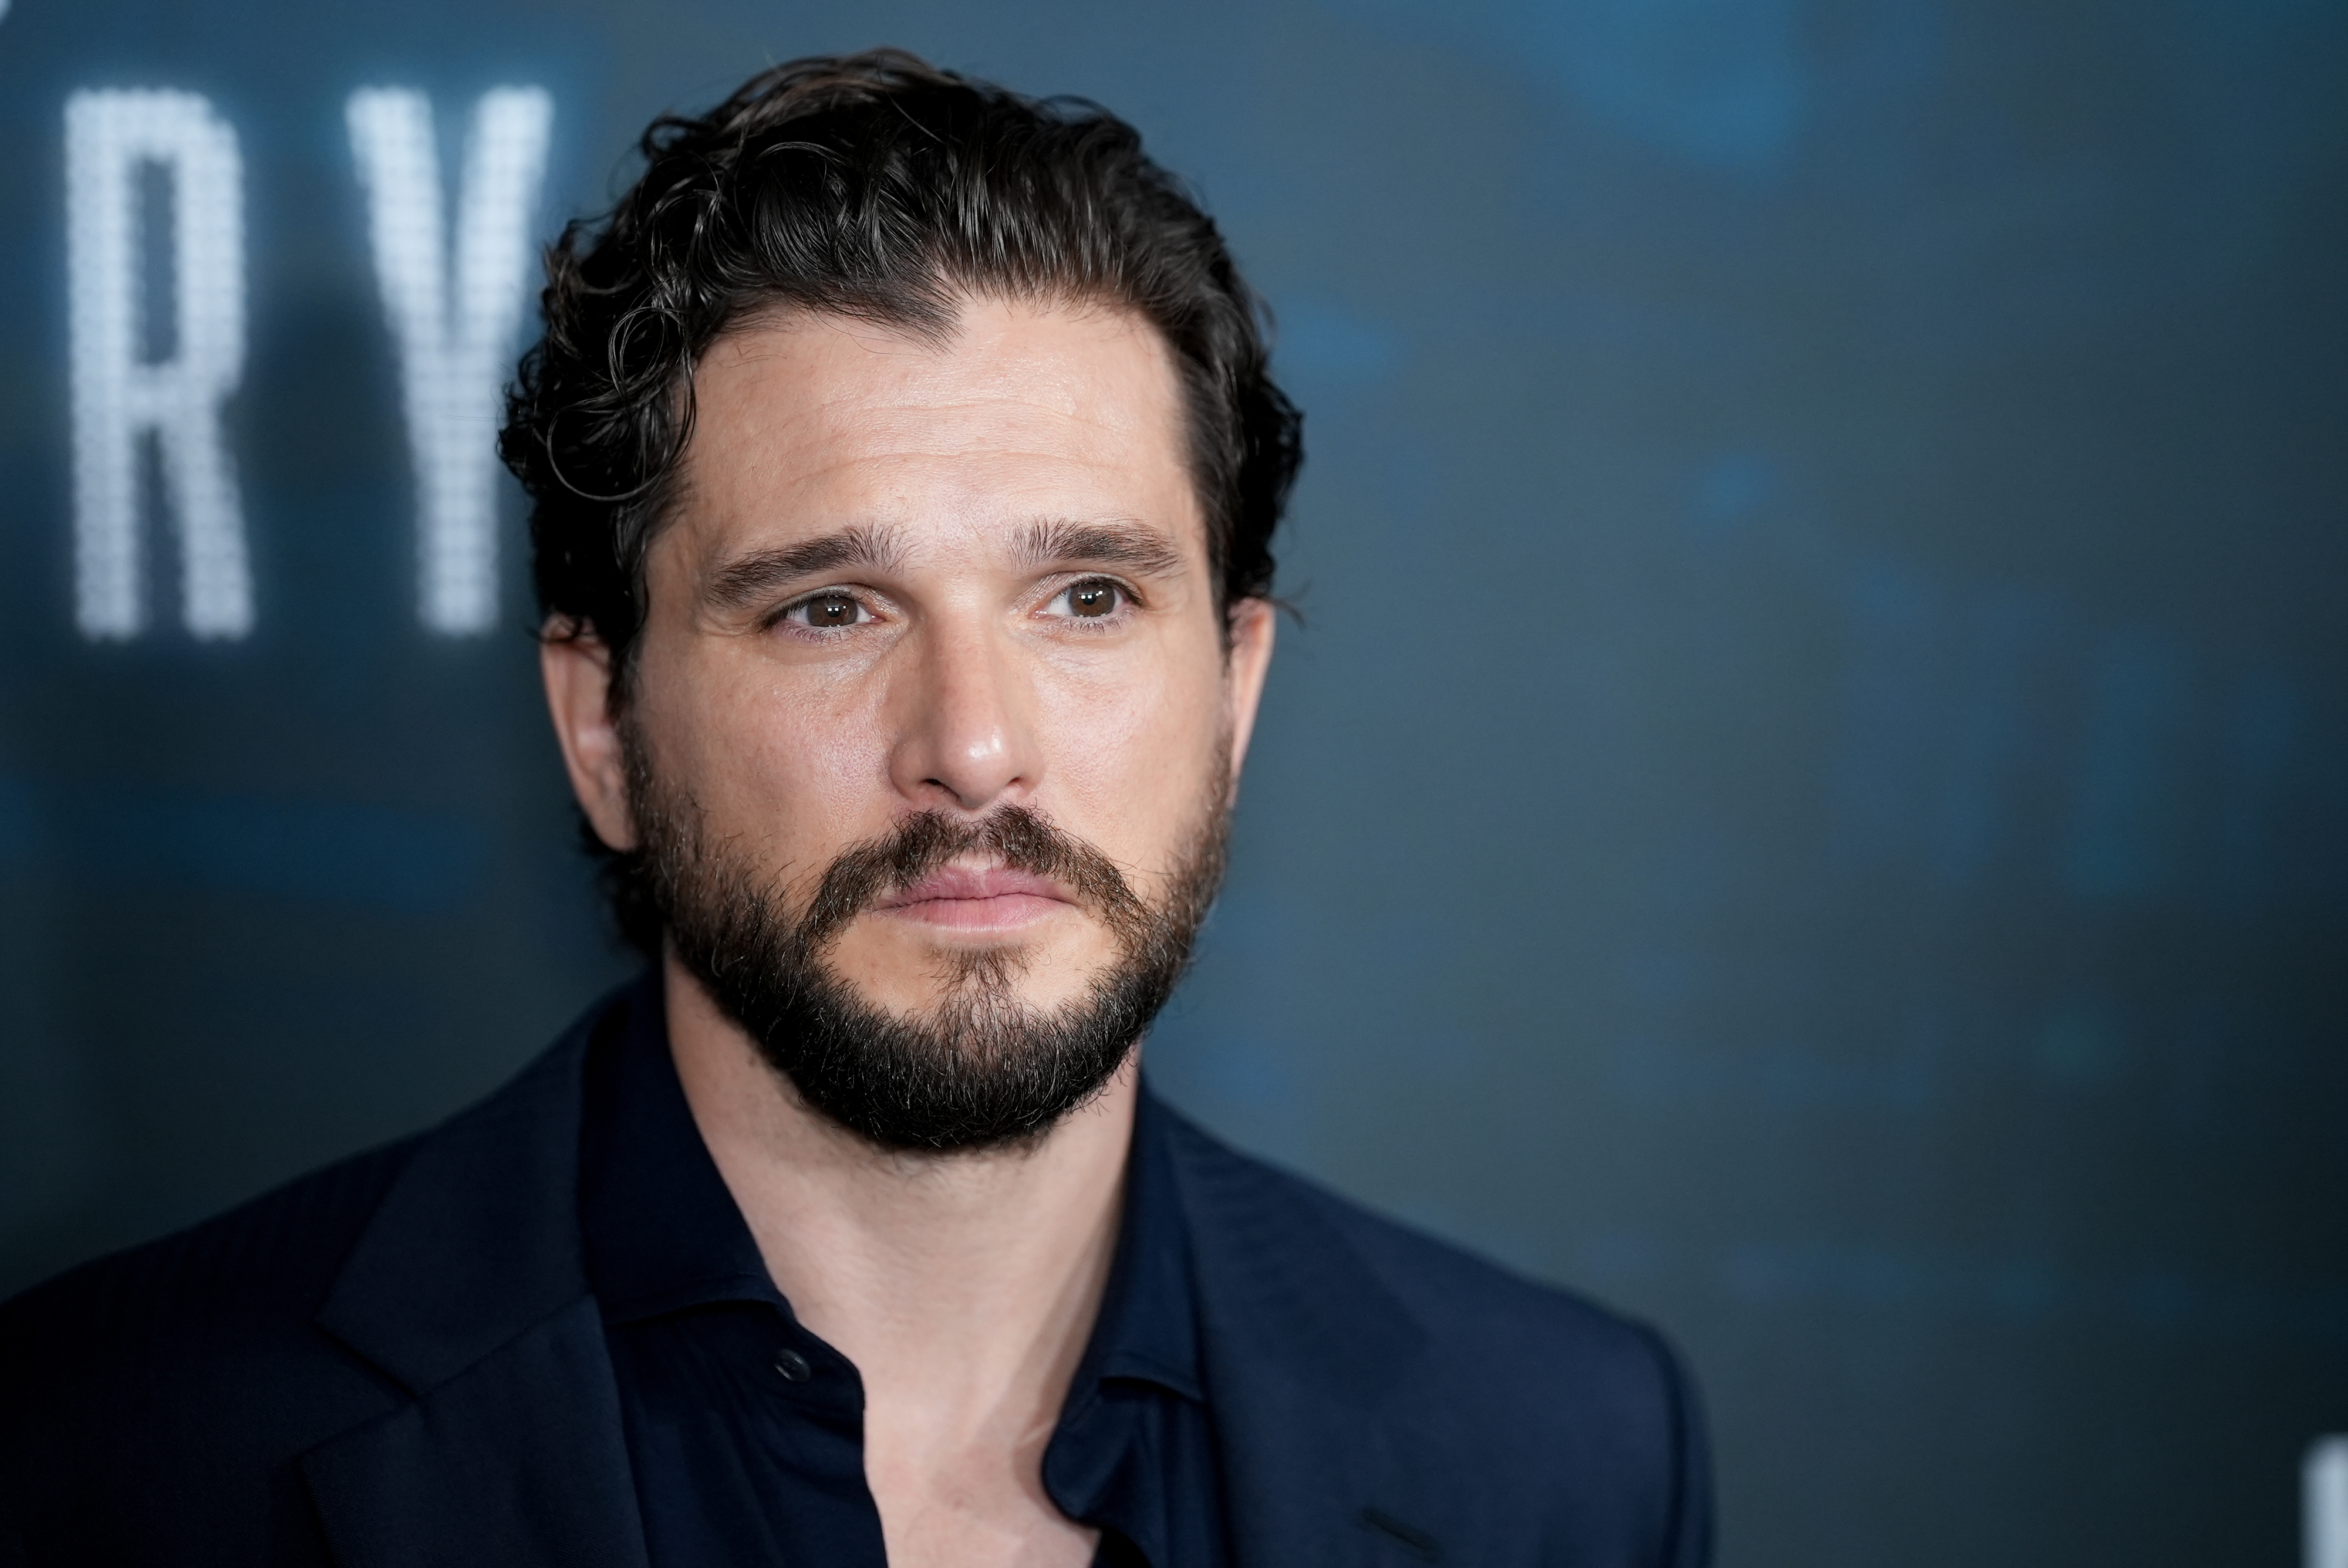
xmin=500 ymin=46 xmax=1303 ymax=693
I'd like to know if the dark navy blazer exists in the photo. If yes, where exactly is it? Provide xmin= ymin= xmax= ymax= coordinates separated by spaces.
xmin=0 ymin=991 xmax=1712 ymax=1568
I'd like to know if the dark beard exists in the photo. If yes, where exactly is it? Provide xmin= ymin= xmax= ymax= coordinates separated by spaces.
xmin=629 ymin=744 xmax=1229 ymax=1153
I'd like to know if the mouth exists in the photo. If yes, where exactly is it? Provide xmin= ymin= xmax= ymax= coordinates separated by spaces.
xmin=872 ymin=863 xmax=1078 ymax=933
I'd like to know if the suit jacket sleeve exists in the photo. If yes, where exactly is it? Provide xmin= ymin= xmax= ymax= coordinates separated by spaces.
xmin=1649 ymin=1324 xmax=1713 ymax=1568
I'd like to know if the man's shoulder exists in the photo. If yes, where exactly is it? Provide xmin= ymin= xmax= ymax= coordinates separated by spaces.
xmin=1318 ymin=1164 xmax=1692 ymax=1398
xmin=1159 ymin=1105 xmax=1710 ymax=1565
xmin=1160 ymin=1102 xmax=1702 ymax=1466
xmin=0 ymin=1010 xmax=608 ymax=1566
xmin=0 ymin=1131 xmax=420 ymax=1415
xmin=0 ymin=1134 xmax=423 ymax=1564
xmin=1160 ymin=1103 xmax=1681 ymax=1374
xmin=1 ymin=1012 xmax=599 ymax=1394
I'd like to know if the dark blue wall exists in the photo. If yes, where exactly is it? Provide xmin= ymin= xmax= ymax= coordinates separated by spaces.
xmin=3 ymin=2 xmax=2344 ymax=1563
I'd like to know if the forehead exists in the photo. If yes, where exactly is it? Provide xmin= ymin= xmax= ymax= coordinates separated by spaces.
xmin=669 ymin=298 xmax=1200 ymax=568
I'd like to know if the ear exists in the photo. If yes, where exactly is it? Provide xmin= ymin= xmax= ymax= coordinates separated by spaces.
xmin=1220 ymin=597 xmax=1278 ymax=803
xmin=541 ymin=625 xmax=638 ymax=852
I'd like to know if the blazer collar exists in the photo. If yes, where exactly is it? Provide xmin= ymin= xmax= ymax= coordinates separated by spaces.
xmin=301 ymin=975 xmax=1464 ymax=1568
xmin=314 ymin=1008 xmax=603 ymax=1392
xmin=304 ymin=984 xmax=650 ymax=1568
xmin=1162 ymin=1109 xmax=1474 ymax=1567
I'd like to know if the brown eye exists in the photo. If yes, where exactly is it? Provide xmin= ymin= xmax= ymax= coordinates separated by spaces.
xmin=793 ymin=593 xmax=863 ymax=628
xmin=1065 ymin=580 xmax=1122 ymax=618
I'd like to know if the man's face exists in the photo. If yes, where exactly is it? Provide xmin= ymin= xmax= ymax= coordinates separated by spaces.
xmin=546 ymin=297 xmax=1275 ymax=1142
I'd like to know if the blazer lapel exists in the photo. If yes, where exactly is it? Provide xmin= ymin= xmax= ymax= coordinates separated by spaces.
xmin=295 ymin=1012 xmax=1494 ymax=1568
xmin=1162 ymin=1109 xmax=1489 ymax=1568
xmin=302 ymin=1004 xmax=650 ymax=1568
xmin=301 ymin=1297 xmax=645 ymax=1568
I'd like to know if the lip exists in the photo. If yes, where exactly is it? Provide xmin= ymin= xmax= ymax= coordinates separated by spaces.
xmin=874 ymin=864 xmax=1077 ymax=931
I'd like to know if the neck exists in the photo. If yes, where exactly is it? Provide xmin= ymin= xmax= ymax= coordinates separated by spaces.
xmin=662 ymin=950 xmax=1134 ymax=1472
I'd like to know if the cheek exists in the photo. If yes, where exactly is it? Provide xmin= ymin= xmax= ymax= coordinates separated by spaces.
xmin=1034 ymin=633 xmax=1226 ymax=856
xmin=642 ymin=648 xmax=897 ymax=867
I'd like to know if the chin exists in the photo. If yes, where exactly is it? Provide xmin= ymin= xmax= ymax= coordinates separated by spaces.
xmin=909 ymin=962 xmax=1103 ymax=1019
xmin=855 ymin=926 xmax=1114 ymax=1005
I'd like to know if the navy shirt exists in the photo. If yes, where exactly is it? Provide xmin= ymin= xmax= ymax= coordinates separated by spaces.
xmin=578 ymin=977 xmax=1231 ymax=1567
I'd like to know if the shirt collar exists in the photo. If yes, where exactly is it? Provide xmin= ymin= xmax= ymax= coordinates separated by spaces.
xmin=577 ymin=967 xmax=1205 ymax=1404
xmin=1076 ymin=1085 xmax=1206 ymax=1404
xmin=579 ymin=969 xmax=784 ymax=1323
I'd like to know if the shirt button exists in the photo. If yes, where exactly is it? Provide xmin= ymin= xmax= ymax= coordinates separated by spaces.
xmin=773 ymin=1347 xmax=813 ymax=1383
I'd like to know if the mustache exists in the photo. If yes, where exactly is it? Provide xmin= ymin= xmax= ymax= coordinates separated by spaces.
xmin=796 ymin=805 xmax=1152 ymax=950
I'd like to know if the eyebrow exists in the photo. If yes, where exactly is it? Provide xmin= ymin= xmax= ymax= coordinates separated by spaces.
xmin=699 ymin=515 xmax=1188 ymax=613
xmin=1016 ymin=518 xmax=1188 ymax=579
xmin=702 ymin=523 xmax=908 ymax=612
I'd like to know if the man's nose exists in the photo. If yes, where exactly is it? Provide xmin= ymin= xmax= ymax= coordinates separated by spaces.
xmin=886 ymin=613 xmax=1041 ymax=813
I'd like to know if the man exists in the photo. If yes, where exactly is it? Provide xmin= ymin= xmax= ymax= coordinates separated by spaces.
xmin=1 ymin=50 xmax=1709 ymax=1568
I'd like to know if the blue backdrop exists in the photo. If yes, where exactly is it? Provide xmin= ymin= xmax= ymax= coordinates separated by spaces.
xmin=2 ymin=2 xmax=2344 ymax=1563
